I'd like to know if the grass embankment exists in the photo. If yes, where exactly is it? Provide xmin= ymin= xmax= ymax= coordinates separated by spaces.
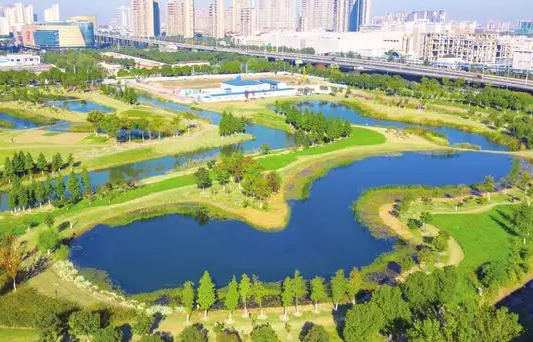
xmin=340 ymin=99 xmax=521 ymax=150
xmin=195 ymin=94 xmax=338 ymax=132
xmin=0 ymin=104 xmax=58 ymax=125
xmin=0 ymin=327 xmax=38 ymax=342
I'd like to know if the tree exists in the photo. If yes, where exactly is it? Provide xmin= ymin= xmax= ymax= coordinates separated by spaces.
xmin=131 ymin=314 xmax=154 ymax=336
xmin=93 ymin=326 xmax=122 ymax=342
xmin=82 ymin=168 xmax=92 ymax=197
xmin=37 ymin=153 xmax=48 ymax=175
xmin=265 ymin=172 xmax=282 ymax=193
xmin=225 ymin=276 xmax=239 ymax=321
xmin=216 ymin=167 xmax=231 ymax=190
xmin=300 ymin=324 xmax=330 ymax=342
xmin=198 ymin=271 xmax=216 ymax=319
xmin=293 ymin=270 xmax=307 ymax=314
xmin=512 ymin=204 xmax=533 ymax=244
xmin=251 ymin=324 xmax=280 ymax=342
xmin=343 ymin=302 xmax=383 ymax=342
xmin=216 ymin=329 xmax=242 ymax=342
xmin=34 ymin=311 xmax=64 ymax=342
xmin=44 ymin=175 xmax=54 ymax=204
xmin=252 ymin=275 xmax=267 ymax=318
xmin=260 ymin=144 xmax=270 ymax=155
xmin=4 ymin=157 xmax=14 ymax=182
xmin=239 ymin=273 xmax=251 ymax=316
xmin=37 ymin=228 xmax=61 ymax=255
xmin=310 ymin=277 xmax=327 ymax=312
xmin=281 ymin=277 xmax=294 ymax=320
xmin=194 ymin=167 xmax=212 ymax=193
xmin=35 ymin=181 xmax=45 ymax=207
xmin=67 ymin=171 xmax=82 ymax=201
xmin=330 ymin=269 xmax=347 ymax=310
xmin=66 ymin=153 xmax=75 ymax=169
xmin=55 ymin=177 xmax=66 ymax=200
xmin=24 ymin=152 xmax=34 ymax=177
xmin=480 ymin=175 xmax=496 ymax=201
xmin=0 ymin=233 xmax=22 ymax=291
xmin=68 ymin=311 xmax=101 ymax=340
xmin=87 ymin=110 xmax=105 ymax=135
xmin=51 ymin=153 xmax=63 ymax=174
xmin=178 ymin=324 xmax=208 ymax=342
xmin=348 ymin=267 xmax=361 ymax=305
xmin=182 ymin=281 xmax=195 ymax=324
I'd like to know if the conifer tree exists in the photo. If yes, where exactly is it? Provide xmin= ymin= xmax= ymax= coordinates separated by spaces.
xmin=225 ymin=276 xmax=239 ymax=321
xmin=197 ymin=271 xmax=216 ymax=319
xmin=182 ymin=281 xmax=195 ymax=324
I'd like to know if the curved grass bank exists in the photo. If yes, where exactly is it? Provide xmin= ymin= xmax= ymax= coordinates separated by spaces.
xmin=340 ymin=100 xmax=521 ymax=151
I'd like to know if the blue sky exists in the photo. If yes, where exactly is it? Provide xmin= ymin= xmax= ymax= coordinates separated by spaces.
xmin=0 ymin=0 xmax=531 ymax=24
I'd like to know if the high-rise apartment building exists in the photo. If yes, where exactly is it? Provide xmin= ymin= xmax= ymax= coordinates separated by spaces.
xmin=406 ymin=10 xmax=447 ymax=24
xmin=216 ymin=0 xmax=224 ymax=38
xmin=117 ymin=6 xmax=132 ymax=32
xmin=153 ymin=0 xmax=160 ymax=37
xmin=167 ymin=0 xmax=195 ymax=38
xmin=208 ymin=0 xmax=225 ymax=38
xmin=301 ymin=0 xmax=335 ymax=31
xmin=257 ymin=0 xmax=297 ymax=32
xmin=349 ymin=0 xmax=371 ymax=31
xmin=131 ymin=0 xmax=154 ymax=37
xmin=44 ymin=4 xmax=60 ymax=23
xmin=224 ymin=7 xmax=233 ymax=34
xmin=1 ymin=3 xmax=34 ymax=27
xmin=335 ymin=0 xmax=354 ymax=32
xmin=239 ymin=7 xmax=256 ymax=36
xmin=231 ymin=0 xmax=255 ymax=35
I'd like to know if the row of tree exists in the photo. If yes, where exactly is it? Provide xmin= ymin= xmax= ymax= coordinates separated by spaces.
xmin=3 ymin=151 xmax=75 ymax=182
xmin=100 ymin=84 xmax=138 ymax=105
xmin=275 ymin=103 xmax=352 ymax=145
xmin=87 ymin=111 xmax=187 ymax=142
xmin=6 ymin=169 xmax=91 ymax=212
xmin=177 ymin=268 xmax=361 ymax=322
xmin=218 ymin=112 xmax=246 ymax=137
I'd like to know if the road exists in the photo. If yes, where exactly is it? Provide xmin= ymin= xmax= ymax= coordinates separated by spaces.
xmin=95 ymin=33 xmax=533 ymax=92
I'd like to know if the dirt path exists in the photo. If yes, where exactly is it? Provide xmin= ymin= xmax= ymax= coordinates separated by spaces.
xmin=379 ymin=204 xmax=465 ymax=268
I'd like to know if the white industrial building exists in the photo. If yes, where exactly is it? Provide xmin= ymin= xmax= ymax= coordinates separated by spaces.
xmin=512 ymin=50 xmax=533 ymax=71
xmin=179 ymin=76 xmax=297 ymax=102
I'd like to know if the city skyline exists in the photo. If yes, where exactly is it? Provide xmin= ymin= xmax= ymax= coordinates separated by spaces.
xmin=0 ymin=0 xmax=531 ymax=24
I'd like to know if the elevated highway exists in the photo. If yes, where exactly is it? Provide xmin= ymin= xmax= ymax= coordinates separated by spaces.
xmin=95 ymin=33 xmax=533 ymax=93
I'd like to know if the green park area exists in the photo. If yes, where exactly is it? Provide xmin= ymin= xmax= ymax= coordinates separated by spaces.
xmin=1 ymin=49 xmax=533 ymax=342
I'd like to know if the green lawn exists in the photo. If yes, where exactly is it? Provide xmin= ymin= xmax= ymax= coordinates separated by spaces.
xmin=0 ymin=328 xmax=38 ymax=342
xmin=431 ymin=205 xmax=515 ymax=275
xmin=258 ymin=126 xmax=386 ymax=170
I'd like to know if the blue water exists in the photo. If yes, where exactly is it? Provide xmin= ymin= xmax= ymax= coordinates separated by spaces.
xmin=70 ymin=151 xmax=513 ymax=294
xmin=45 ymin=99 xmax=113 ymax=114
xmin=297 ymin=101 xmax=507 ymax=151
xmin=0 ymin=112 xmax=42 ymax=129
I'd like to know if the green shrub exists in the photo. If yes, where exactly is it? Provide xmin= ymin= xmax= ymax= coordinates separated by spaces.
xmin=0 ymin=288 xmax=76 ymax=328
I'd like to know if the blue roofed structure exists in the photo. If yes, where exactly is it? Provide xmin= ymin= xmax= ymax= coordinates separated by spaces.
xmin=222 ymin=76 xmax=261 ymax=87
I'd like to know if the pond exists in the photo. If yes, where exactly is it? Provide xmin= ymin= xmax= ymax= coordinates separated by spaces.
xmin=297 ymin=101 xmax=507 ymax=151
xmin=70 ymin=151 xmax=513 ymax=294
xmin=0 ymin=112 xmax=43 ymax=129
xmin=45 ymin=98 xmax=113 ymax=114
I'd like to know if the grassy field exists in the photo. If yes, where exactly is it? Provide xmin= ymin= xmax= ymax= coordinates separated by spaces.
xmin=0 ymin=327 xmax=38 ymax=342
xmin=432 ymin=205 xmax=515 ymax=276
xmin=257 ymin=126 xmax=386 ymax=170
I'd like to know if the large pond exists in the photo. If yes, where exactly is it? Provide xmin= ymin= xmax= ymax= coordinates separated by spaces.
xmin=65 ymin=97 xmax=515 ymax=294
